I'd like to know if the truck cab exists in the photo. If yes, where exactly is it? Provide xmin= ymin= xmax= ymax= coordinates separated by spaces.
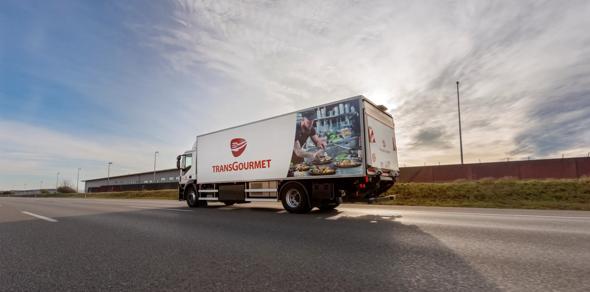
xmin=177 ymin=148 xmax=196 ymax=201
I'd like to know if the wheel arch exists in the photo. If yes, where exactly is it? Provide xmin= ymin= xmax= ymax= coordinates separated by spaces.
xmin=180 ymin=180 xmax=197 ymax=200
xmin=279 ymin=181 xmax=312 ymax=211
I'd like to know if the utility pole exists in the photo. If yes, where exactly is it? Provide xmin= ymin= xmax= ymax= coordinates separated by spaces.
xmin=76 ymin=168 xmax=81 ymax=193
xmin=456 ymin=81 xmax=464 ymax=165
xmin=107 ymin=162 xmax=112 ymax=185
xmin=56 ymin=172 xmax=60 ymax=189
xmin=153 ymin=151 xmax=159 ymax=184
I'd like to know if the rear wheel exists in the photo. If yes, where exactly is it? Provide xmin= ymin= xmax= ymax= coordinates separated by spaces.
xmin=280 ymin=182 xmax=312 ymax=214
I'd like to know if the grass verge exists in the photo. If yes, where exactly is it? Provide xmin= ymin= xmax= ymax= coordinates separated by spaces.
xmin=378 ymin=178 xmax=590 ymax=211
xmin=39 ymin=189 xmax=177 ymax=200
xmin=25 ymin=178 xmax=590 ymax=211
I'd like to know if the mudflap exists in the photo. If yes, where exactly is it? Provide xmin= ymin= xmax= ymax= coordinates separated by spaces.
xmin=364 ymin=176 xmax=395 ymax=200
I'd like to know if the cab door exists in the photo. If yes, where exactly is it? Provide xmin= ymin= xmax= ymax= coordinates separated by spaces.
xmin=179 ymin=151 xmax=195 ymax=185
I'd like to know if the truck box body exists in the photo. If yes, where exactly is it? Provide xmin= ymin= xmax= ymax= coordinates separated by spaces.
xmin=196 ymin=96 xmax=397 ymax=184
xmin=196 ymin=113 xmax=296 ymax=183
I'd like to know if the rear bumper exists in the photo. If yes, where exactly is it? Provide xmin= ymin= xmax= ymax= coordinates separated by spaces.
xmin=362 ymin=173 xmax=397 ymax=198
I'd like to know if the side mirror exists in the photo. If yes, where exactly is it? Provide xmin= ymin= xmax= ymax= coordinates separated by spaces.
xmin=176 ymin=155 xmax=181 ymax=170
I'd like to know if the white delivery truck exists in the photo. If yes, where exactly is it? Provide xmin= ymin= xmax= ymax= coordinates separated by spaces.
xmin=176 ymin=95 xmax=399 ymax=213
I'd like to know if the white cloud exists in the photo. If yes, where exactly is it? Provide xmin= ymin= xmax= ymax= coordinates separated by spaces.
xmin=0 ymin=121 xmax=179 ymax=190
xmin=138 ymin=0 xmax=590 ymax=166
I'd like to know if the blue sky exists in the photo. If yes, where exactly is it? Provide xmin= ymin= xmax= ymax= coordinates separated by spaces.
xmin=1 ymin=0 xmax=590 ymax=190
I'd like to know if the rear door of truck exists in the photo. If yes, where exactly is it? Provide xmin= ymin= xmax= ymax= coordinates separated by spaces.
xmin=363 ymin=100 xmax=399 ymax=175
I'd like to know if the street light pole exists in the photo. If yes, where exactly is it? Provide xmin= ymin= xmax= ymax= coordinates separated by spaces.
xmin=76 ymin=168 xmax=81 ymax=193
xmin=153 ymin=151 xmax=159 ymax=184
xmin=107 ymin=162 xmax=112 ymax=185
xmin=456 ymin=81 xmax=464 ymax=165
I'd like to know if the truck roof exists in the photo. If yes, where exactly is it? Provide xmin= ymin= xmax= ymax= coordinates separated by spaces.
xmin=196 ymin=95 xmax=392 ymax=139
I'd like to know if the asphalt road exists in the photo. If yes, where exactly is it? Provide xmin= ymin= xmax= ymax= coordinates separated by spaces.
xmin=1 ymin=197 xmax=589 ymax=291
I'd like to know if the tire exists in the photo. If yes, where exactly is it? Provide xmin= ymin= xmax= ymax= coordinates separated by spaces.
xmin=318 ymin=203 xmax=339 ymax=211
xmin=185 ymin=186 xmax=207 ymax=208
xmin=280 ymin=182 xmax=312 ymax=213
xmin=223 ymin=201 xmax=235 ymax=206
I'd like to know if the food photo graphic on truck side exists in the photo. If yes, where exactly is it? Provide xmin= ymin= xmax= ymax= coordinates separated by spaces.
xmin=176 ymin=95 xmax=399 ymax=213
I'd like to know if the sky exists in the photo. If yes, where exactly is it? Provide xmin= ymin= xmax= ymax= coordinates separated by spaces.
xmin=1 ymin=0 xmax=589 ymax=190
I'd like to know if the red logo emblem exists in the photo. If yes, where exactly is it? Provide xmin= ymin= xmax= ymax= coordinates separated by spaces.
xmin=230 ymin=138 xmax=247 ymax=157
xmin=368 ymin=127 xmax=376 ymax=143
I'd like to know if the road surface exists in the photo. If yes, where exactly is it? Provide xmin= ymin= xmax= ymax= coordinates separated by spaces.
xmin=1 ymin=197 xmax=589 ymax=291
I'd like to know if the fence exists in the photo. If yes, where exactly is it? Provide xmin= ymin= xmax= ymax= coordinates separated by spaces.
xmin=87 ymin=182 xmax=178 ymax=193
xmin=398 ymin=157 xmax=590 ymax=183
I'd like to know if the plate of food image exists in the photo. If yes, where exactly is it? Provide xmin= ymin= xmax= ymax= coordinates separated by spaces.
xmin=312 ymin=154 xmax=333 ymax=165
xmin=294 ymin=163 xmax=311 ymax=171
xmin=308 ymin=165 xmax=336 ymax=176
xmin=334 ymin=159 xmax=362 ymax=168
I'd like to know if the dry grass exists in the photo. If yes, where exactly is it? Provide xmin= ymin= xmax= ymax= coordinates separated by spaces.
xmin=379 ymin=178 xmax=590 ymax=210
xmin=40 ymin=189 xmax=178 ymax=200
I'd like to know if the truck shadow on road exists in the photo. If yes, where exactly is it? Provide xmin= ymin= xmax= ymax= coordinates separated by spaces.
xmin=217 ymin=204 xmax=404 ymax=221
xmin=188 ymin=205 xmax=501 ymax=291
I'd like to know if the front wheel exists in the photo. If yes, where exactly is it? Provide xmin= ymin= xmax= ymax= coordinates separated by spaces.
xmin=186 ymin=187 xmax=207 ymax=208
xmin=280 ymin=182 xmax=312 ymax=214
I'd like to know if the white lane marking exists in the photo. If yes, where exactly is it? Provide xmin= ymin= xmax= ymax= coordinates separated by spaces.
xmin=21 ymin=211 xmax=58 ymax=222
xmin=394 ymin=217 xmax=590 ymax=235
xmin=443 ymin=212 xmax=590 ymax=221
xmin=129 ymin=206 xmax=192 ymax=212
xmin=407 ymin=211 xmax=590 ymax=221
xmin=339 ymin=208 xmax=590 ymax=221
xmin=165 ymin=209 xmax=193 ymax=212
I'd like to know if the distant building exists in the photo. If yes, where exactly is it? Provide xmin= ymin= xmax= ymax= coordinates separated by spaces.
xmin=84 ymin=168 xmax=179 ymax=192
